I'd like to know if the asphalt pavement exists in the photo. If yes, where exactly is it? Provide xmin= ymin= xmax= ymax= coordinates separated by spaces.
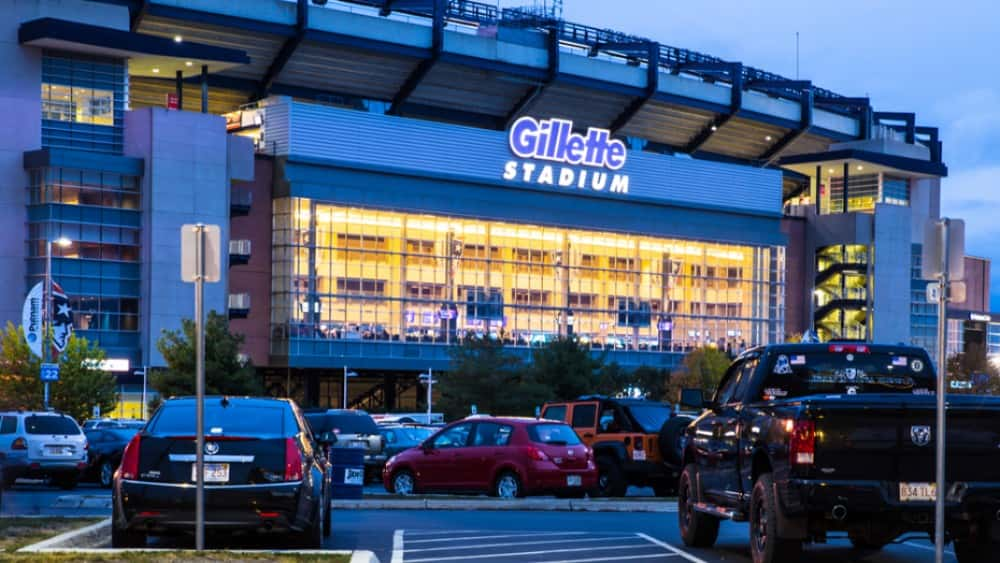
xmin=1 ymin=483 xmax=957 ymax=562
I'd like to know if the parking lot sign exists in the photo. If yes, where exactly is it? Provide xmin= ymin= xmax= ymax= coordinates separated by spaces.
xmin=40 ymin=362 xmax=59 ymax=382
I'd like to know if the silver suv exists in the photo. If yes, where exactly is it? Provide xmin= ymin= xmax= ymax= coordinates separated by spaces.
xmin=0 ymin=411 xmax=88 ymax=490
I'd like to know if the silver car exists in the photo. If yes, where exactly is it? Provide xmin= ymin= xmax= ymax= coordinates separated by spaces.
xmin=0 ymin=411 xmax=88 ymax=490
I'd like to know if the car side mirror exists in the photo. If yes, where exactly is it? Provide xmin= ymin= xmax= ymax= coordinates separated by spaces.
xmin=680 ymin=388 xmax=707 ymax=410
xmin=421 ymin=441 xmax=434 ymax=452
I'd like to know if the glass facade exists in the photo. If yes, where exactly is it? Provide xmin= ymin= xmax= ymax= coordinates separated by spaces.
xmin=911 ymin=244 xmax=939 ymax=360
xmin=270 ymin=199 xmax=785 ymax=359
xmin=41 ymin=51 xmax=126 ymax=154
xmin=820 ymin=173 xmax=910 ymax=214
xmin=814 ymin=244 xmax=869 ymax=341
xmin=26 ymin=167 xmax=142 ymax=362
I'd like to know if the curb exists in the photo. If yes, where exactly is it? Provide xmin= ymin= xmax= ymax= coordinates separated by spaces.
xmin=17 ymin=519 xmax=381 ymax=561
xmin=333 ymin=498 xmax=678 ymax=512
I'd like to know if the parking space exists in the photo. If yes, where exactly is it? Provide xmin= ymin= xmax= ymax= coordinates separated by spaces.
xmin=390 ymin=529 xmax=695 ymax=563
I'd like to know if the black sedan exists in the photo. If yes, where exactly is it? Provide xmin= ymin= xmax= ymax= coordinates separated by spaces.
xmin=111 ymin=397 xmax=331 ymax=548
xmin=84 ymin=428 xmax=139 ymax=488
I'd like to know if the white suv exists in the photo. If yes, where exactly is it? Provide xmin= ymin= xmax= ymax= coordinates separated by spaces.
xmin=0 ymin=411 xmax=88 ymax=490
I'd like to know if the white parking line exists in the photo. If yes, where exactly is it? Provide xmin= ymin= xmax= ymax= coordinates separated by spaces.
xmin=406 ymin=532 xmax=590 ymax=544
xmin=902 ymin=541 xmax=956 ymax=557
xmin=636 ymin=533 xmax=711 ymax=563
xmin=403 ymin=535 xmax=641 ymax=553
xmin=402 ymin=544 xmax=666 ymax=563
xmin=533 ymin=555 xmax=676 ymax=563
xmin=392 ymin=529 xmax=404 ymax=563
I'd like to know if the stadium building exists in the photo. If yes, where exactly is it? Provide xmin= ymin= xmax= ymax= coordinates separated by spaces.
xmin=0 ymin=0 xmax=957 ymax=410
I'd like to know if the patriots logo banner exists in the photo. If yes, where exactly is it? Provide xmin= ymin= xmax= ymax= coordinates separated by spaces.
xmin=51 ymin=281 xmax=73 ymax=353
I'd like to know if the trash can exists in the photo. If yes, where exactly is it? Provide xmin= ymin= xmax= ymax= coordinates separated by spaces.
xmin=330 ymin=447 xmax=365 ymax=500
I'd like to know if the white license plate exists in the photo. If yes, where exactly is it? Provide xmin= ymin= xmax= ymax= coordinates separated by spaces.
xmin=344 ymin=468 xmax=364 ymax=485
xmin=191 ymin=463 xmax=230 ymax=483
xmin=566 ymin=475 xmax=582 ymax=487
xmin=632 ymin=449 xmax=646 ymax=461
xmin=900 ymin=482 xmax=936 ymax=502
xmin=45 ymin=446 xmax=72 ymax=456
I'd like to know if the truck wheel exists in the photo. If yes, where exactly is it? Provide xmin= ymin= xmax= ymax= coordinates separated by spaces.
xmin=596 ymin=457 xmax=627 ymax=497
xmin=954 ymin=538 xmax=998 ymax=563
xmin=678 ymin=464 xmax=719 ymax=548
xmin=750 ymin=473 xmax=802 ymax=563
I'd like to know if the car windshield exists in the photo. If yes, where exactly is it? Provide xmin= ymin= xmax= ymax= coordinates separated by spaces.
xmin=25 ymin=415 xmax=80 ymax=435
xmin=147 ymin=403 xmax=289 ymax=437
xmin=527 ymin=423 xmax=582 ymax=445
xmin=324 ymin=414 xmax=378 ymax=435
xmin=759 ymin=350 xmax=936 ymax=400
xmin=626 ymin=404 xmax=673 ymax=433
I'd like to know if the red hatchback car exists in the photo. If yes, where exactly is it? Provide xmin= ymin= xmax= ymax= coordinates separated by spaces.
xmin=382 ymin=416 xmax=597 ymax=498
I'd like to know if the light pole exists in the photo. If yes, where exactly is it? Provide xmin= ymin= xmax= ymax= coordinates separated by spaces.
xmin=44 ymin=237 xmax=72 ymax=410
xmin=342 ymin=366 xmax=358 ymax=409
xmin=419 ymin=369 xmax=437 ymax=423
xmin=134 ymin=366 xmax=148 ymax=420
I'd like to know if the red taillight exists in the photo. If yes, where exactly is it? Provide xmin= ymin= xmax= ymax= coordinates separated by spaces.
xmin=828 ymin=344 xmax=869 ymax=353
xmin=259 ymin=512 xmax=280 ymax=519
xmin=284 ymin=438 xmax=303 ymax=481
xmin=789 ymin=420 xmax=815 ymax=466
xmin=120 ymin=434 xmax=141 ymax=480
xmin=526 ymin=446 xmax=549 ymax=461
xmin=11 ymin=438 xmax=27 ymax=450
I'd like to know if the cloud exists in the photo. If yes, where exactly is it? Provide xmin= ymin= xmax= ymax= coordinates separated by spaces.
xmin=941 ymin=165 xmax=1000 ymax=308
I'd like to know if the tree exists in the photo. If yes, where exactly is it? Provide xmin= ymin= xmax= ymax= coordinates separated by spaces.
xmin=665 ymin=346 xmax=732 ymax=403
xmin=436 ymin=335 xmax=545 ymax=420
xmin=946 ymin=349 xmax=1000 ymax=396
xmin=596 ymin=363 xmax=670 ymax=401
xmin=49 ymin=334 xmax=117 ymax=421
xmin=153 ymin=311 xmax=262 ymax=398
xmin=528 ymin=337 xmax=603 ymax=401
xmin=0 ymin=323 xmax=117 ymax=420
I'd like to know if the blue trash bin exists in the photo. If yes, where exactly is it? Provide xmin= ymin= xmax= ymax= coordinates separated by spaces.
xmin=330 ymin=447 xmax=365 ymax=500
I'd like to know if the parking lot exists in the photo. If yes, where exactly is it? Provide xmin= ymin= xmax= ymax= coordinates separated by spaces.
xmin=1 ymin=484 xmax=955 ymax=562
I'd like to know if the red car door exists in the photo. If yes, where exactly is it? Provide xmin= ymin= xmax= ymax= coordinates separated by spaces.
xmin=464 ymin=422 xmax=516 ymax=490
xmin=417 ymin=422 xmax=473 ymax=491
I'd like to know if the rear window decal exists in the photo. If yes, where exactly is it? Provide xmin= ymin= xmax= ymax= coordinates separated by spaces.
xmin=892 ymin=356 xmax=908 ymax=367
xmin=790 ymin=355 xmax=806 ymax=365
xmin=763 ymin=387 xmax=788 ymax=399
xmin=773 ymin=355 xmax=793 ymax=374
xmin=911 ymin=359 xmax=924 ymax=372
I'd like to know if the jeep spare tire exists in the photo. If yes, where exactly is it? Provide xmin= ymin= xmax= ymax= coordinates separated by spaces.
xmin=659 ymin=415 xmax=694 ymax=468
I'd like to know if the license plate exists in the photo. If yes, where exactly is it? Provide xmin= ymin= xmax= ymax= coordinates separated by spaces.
xmin=191 ymin=463 xmax=230 ymax=483
xmin=344 ymin=468 xmax=364 ymax=485
xmin=46 ymin=446 xmax=72 ymax=456
xmin=566 ymin=475 xmax=582 ymax=487
xmin=900 ymin=482 xmax=936 ymax=502
xmin=632 ymin=449 xmax=646 ymax=461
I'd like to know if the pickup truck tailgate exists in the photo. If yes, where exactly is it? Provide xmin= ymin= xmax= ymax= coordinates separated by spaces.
xmin=811 ymin=395 xmax=1000 ymax=482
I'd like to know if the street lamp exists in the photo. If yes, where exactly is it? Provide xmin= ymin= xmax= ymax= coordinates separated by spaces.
xmin=43 ymin=237 xmax=72 ymax=410
xmin=418 ymin=369 xmax=437 ymax=424
xmin=342 ymin=366 xmax=358 ymax=409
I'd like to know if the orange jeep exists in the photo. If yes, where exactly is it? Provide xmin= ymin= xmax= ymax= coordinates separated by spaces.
xmin=541 ymin=396 xmax=693 ymax=497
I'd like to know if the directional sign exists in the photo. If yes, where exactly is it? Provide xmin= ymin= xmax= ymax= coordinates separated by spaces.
xmin=40 ymin=363 xmax=60 ymax=382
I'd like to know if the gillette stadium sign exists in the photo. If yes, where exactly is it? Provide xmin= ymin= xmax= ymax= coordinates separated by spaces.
xmin=503 ymin=117 xmax=630 ymax=195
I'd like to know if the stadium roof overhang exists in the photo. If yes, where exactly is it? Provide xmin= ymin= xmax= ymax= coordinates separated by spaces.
xmin=18 ymin=17 xmax=250 ymax=77
xmin=87 ymin=0 xmax=937 ymax=167
xmin=778 ymin=149 xmax=948 ymax=179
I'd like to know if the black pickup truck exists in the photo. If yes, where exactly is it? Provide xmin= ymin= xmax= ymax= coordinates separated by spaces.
xmin=677 ymin=342 xmax=1000 ymax=563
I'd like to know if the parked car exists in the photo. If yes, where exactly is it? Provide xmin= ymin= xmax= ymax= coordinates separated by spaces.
xmin=84 ymin=427 xmax=138 ymax=488
xmin=111 ymin=396 xmax=331 ymax=548
xmin=304 ymin=409 xmax=384 ymax=481
xmin=677 ymin=343 xmax=1000 ymax=563
xmin=541 ymin=396 xmax=692 ymax=497
xmin=376 ymin=424 xmax=436 ymax=477
xmin=83 ymin=418 xmax=145 ymax=431
xmin=0 ymin=411 xmax=87 ymax=490
xmin=383 ymin=416 xmax=597 ymax=498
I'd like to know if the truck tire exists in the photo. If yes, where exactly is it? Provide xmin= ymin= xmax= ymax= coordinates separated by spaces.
xmin=658 ymin=415 xmax=693 ymax=468
xmin=596 ymin=457 xmax=627 ymax=497
xmin=678 ymin=464 xmax=719 ymax=548
xmin=954 ymin=537 xmax=998 ymax=563
xmin=750 ymin=473 xmax=802 ymax=563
